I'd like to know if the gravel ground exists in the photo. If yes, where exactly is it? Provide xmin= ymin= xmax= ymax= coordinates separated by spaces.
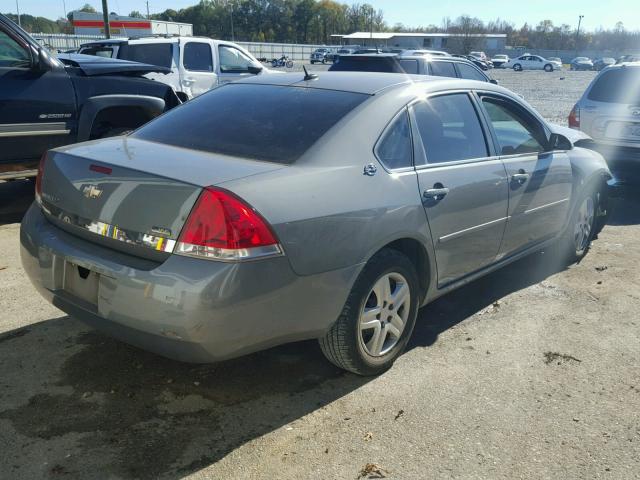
xmin=1 ymin=70 xmax=639 ymax=480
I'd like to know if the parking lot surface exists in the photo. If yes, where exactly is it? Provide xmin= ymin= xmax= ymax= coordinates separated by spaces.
xmin=1 ymin=70 xmax=639 ymax=479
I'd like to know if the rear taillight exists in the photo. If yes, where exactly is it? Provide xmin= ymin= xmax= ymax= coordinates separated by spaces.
xmin=568 ymin=104 xmax=580 ymax=129
xmin=34 ymin=153 xmax=47 ymax=203
xmin=175 ymin=187 xmax=282 ymax=262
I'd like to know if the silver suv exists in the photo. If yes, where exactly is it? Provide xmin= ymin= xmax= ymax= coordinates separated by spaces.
xmin=570 ymin=63 xmax=640 ymax=181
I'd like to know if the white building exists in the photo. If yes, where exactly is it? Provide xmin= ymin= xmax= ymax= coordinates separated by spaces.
xmin=331 ymin=32 xmax=507 ymax=52
xmin=71 ymin=12 xmax=192 ymax=37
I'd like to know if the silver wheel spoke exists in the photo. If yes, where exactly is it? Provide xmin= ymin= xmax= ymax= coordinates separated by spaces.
xmin=361 ymin=307 xmax=381 ymax=325
xmin=390 ymin=282 xmax=409 ymax=309
xmin=386 ymin=321 xmax=402 ymax=339
xmin=367 ymin=324 xmax=386 ymax=356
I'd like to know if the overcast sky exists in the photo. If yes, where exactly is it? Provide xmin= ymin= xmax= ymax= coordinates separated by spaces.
xmin=8 ymin=0 xmax=640 ymax=31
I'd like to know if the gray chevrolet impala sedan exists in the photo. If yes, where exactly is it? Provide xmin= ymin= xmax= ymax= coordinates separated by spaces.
xmin=21 ymin=72 xmax=611 ymax=375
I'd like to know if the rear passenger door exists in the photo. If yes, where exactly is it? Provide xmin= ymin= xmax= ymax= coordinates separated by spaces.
xmin=411 ymin=92 xmax=509 ymax=286
xmin=181 ymin=41 xmax=217 ymax=97
xmin=477 ymin=94 xmax=572 ymax=257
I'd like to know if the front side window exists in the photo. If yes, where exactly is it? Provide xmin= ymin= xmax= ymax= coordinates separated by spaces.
xmin=375 ymin=110 xmax=412 ymax=170
xmin=183 ymin=42 xmax=213 ymax=72
xmin=429 ymin=61 xmax=457 ymax=78
xmin=218 ymin=45 xmax=255 ymax=73
xmin=481 ymin=97 xmax=548 ymax=155
xmin=0 ymin=31 xmax=30 ymax=68
xmin=412 ymin=93 xmax=488 ymax=164
xmin=456 ymin=63 xmax=487 ymax=81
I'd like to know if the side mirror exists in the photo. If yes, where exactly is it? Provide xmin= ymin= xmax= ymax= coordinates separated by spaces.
xmin=33 ymin=48 xmax=52 ymax=72
xmin=248 ymin=65 xmax=263 ymax=74
xmin=489 ymin=79 xmax=498 ymax=85
xmin=550 ymin=133 xmax=573 ymax=150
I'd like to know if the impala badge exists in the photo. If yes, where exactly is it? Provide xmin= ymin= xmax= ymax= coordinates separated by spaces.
xmin=631 ymin=107 xmax=640 ymax=116
xmin=82 ymin=184 xmax=103 ymax=199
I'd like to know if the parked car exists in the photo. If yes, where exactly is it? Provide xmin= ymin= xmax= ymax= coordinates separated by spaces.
xmin=570 ymin=57 xmax=594 ymax=71
xmin=617 ymin=54 xmax=640 ymax=64
xmin=23 ymin=72 xmax=610 ymax=375
xmin=310 ymin=48 xmax=335 ymax=64
xmin=0 ymin=14 xmax=181 ymax=181
xmin=593 ymin=57 xmax=616 ymax=71
xmin=569 ymin=63 xmax=640 ymax=183
xmin=330 ymin=54 xmax=496 ymax=83
xmin=491 ymin=54 xmax=510 ymax=68
xmin=453 ymin=54 xmax=490 ymax=70
xmin=401 ymin=49 xmax=450 ymax=57
xmin=506 ymin=54 xmax=557 ymax=72
xmin=469 ymin=51 xmax=488 ymax=61
xmin=78 ymin=36 xmax=271 ymax=99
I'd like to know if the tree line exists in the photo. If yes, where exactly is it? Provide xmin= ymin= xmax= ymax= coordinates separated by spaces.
xmin=3 ymin=1 xmax=640 ymax=52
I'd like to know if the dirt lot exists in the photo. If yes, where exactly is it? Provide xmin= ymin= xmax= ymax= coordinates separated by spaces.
xmin=1 ymin=70 xmax=639 ymax=480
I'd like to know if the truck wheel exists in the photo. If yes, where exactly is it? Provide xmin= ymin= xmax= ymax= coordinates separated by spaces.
xmin=319 ymin=249 xmax=420 ymax=376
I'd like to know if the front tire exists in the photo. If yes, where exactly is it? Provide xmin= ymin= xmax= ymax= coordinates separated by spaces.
xmin=544 ymin=64 xmax=553 ymax=72
xmin=319 ymin=249 xmax=420 ymax=376
xmin=559 ymin=189 xmax=599 ymax=263
xmin=513 ymin=63 xmax=522 ymax=71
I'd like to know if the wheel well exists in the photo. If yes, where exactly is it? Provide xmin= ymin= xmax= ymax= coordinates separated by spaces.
xmin=89 ymin=106 xmax=155 ymax=139
xmin=383 ymin=238 xmax=431 ymax=302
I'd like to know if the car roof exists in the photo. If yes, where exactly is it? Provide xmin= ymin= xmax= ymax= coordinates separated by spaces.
xmin=234 ymin=71 xmax=501 ymax=95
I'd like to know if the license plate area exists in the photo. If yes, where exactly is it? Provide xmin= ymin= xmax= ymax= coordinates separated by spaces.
xmin=606 ymin=121 xmax=640 ymax=141
xmin=63 ymin=261 xmax=99 ymax=305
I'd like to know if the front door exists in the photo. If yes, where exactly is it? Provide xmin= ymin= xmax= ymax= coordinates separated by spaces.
xmin=478 ymin=94 xmax=572 ymax=257
xmin=0 ymin=27 xmax=75 ymax=169
xmin=216 ymin=44 xmax=261 ymax=85
xmin=410 ymin=92 xmax=509 ymax=286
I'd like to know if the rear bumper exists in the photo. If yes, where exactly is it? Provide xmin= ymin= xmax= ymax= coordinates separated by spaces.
xmin=20 ymin=205 xmax=359 ymax=363
xmin=587 ymin=142 xmax=640 ymax=186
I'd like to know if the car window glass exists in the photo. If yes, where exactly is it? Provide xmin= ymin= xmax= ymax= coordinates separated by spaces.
xmin=119 ymin=43 xmax=173 ymax=68
xmin=429 ymin=61 xmax=457 ymax=78
xmin=0 ymin=31 xmax=30 ymax=68
xmin=412 ymin=93 xmax=488 ymax=164
xmin=184 ymin=42 xmax=213 ymax=72
xmin=481 ymin=97 xmax=547 ymax=155
xmin=587 ymin=68 xmax=640 ymax=103
xmin=399 ymin=59 xmax=419 ymax=74
xmin=376 ymin=110 xmax=412 ymax=169
xmin=218 ymin=45 xmax=255 ymax=72
xmin=456 ymin=63 xmax=486 ymax=81
xmin=134 ymin=84 xmax=367 ymax=164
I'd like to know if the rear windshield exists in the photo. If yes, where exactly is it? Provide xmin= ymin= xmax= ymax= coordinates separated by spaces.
xmin=133 ymin=84 xmax=368 ymax=163
xmin=118 ymin=43 xmax=173 ymax=68
xmin=588 ymin=68 xmax=640 ymax=103
xmin=330 ymin=56 xmax=403 ymax=73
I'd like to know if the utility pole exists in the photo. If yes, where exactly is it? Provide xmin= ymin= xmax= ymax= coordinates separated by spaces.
xmin=15 ymin=0 xmax=21 ymax=27
xmin=102 ymin=0 xmax=111 ymax=38
xmin=146 ymin=0 xmax=150 ymax=19
xmin=62 ymin=0 xmax=67 ymax=19
xmin=575 ymin=15 xmax=584 ymax=56
xmin=230 ymin=3 xmax=235 ymax=41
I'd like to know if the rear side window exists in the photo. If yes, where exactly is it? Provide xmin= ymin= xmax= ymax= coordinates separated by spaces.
xmin=399 ymin=59 xmax=419 ymax=74
xmin=376 ymin=110 xmax=412 ymax=170
xmin=119 ymin=43 xmax=173 ymax=68
xmin=183 ymin=42 xmax=213 ymax=72
xmin=330 ymin=57 xmax=402 ymax=73
xmin=412 ymin=93 xmax=488 ymax=164
xmin=133 ymin=84 xmax=368 ymax=164
xmin=481 ymin=97 xmax=547 ymax=155
xmin=429 ymin=61 xmax=457 ymax=78
xmin=456 ymin=63 xmax=487 ymax=81
xmin=588 ymin=68 xmax=640 ymax=103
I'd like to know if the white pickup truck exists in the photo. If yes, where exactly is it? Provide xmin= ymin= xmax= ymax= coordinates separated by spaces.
xmin=78 ymin=36 xmax=276 ymax=99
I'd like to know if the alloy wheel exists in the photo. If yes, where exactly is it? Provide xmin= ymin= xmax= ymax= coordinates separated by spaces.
xmin=358 ymin=272 xmax=411 ymax=357
xmin=574 ymin=196 xmax=595 ymax=253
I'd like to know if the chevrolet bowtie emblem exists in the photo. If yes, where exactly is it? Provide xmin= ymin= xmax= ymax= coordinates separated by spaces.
xmin=82 ymin=184 xmax=103 ymax=199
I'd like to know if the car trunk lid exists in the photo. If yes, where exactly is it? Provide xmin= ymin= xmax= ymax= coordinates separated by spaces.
xmin=39 ymin=137 xmax=285 ymax=260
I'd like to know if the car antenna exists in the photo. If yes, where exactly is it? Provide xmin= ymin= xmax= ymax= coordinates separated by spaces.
xmin=303 ymin=65 xmax=318 ymax=81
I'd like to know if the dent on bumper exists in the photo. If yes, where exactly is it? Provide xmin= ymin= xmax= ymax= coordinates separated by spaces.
xmin=20 ymin=205 xmax=360 ymax=363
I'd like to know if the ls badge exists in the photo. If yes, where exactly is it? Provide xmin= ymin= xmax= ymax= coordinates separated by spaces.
xmin=81 ymin=184 xmax=103 ymax=199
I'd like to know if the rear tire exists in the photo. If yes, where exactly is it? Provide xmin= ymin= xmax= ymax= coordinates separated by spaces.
xmin=319 ymin=249 xmax=420 ymax=376
xmin=513 ymin=63 xmax=522 ymax=71
xmin=559 ymin=188 xmax=599 ymax=263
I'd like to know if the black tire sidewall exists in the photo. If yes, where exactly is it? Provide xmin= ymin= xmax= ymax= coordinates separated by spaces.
xmin=345 ymin=250 xmax=420 ymax=374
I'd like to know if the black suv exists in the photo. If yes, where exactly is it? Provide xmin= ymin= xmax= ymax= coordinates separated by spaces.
xmin=329 ymin=54 xmax=496 ymax=83
xmin=0 ymin=14 xmax=181 ymax=180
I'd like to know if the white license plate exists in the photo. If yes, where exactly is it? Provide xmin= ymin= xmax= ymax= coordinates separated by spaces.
xmin=63 ymin=261 xmax=99 ymax=305
xmin=606 ymin=122 xmax=640 ymax=140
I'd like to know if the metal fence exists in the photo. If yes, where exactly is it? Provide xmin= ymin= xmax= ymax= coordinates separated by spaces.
xmin=31 ymin=33 xmax=127 ymax=50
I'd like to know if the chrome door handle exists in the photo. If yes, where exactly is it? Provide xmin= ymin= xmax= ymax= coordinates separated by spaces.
xmin=423 ymin=187 xmax=450 ymax=199
xmin=512 ymin=173 xmax=530 ymax=183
